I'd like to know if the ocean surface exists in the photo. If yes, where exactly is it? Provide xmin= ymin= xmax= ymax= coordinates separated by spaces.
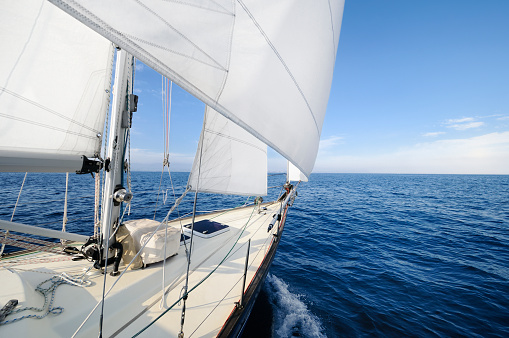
xmin=1 ymin=172 xmax=508 ymax=337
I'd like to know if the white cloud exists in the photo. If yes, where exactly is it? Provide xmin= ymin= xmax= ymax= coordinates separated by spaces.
xmin=444 ymin=116 xmax=486 ymax=130
xmin=423 ymin=131 xmax=445 ymax=137
xmin=313 ymin=132 xmax=509 ymax=174
xmin=497 ymin=116 xmax=509 ymax=121
xmin=135 ymin=63 xmax=145 ymax=72
xmin=448 ymin=121 xmax=484 ymax=130
xmin=446 ymin=117 xmax=474 ymax=124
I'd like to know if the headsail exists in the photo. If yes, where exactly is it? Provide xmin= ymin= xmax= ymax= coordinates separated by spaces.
xmin=288 ymin=161 xmax=308 ymax=182
xmin=0 ymin=0 xmax=113 ymax=172
xmin=188 ymin=106 xmax=267 ymax=196
xmin=49 ymin=0 xmax=345 ymax=177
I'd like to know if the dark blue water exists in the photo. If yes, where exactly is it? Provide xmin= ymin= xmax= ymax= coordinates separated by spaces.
xmin=1 ymin=173 xmax=508 ymax=337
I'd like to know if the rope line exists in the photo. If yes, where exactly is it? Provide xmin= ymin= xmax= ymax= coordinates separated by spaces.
xmin=61 ymin=173 xmax=70 ymax=245
xmin=0 ymin=273 xmax=91 ymax=325
xmin=1 ymin=172 xmax=28 ymax=257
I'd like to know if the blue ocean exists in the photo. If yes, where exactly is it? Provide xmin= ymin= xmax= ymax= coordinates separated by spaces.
xmin=1 ymin=173 xmax=508 ymax=337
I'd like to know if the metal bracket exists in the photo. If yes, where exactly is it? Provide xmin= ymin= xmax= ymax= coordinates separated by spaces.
xmin=0 ymin=299 xmax=18 ymax=322
xmin=76 ymin=156 xmax=103 ymax=174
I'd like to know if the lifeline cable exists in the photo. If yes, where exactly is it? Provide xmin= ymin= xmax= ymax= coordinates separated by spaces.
xmin=0 ymin=172 xmax=28 ymax=257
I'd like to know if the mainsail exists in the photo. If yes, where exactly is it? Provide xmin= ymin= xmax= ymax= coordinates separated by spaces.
xmin=49 ymin=0 xmax=344 ymax=177
xmin=188 ymin=106 xmax=267 ymax=196
xmin=0 ymin=0 xmax=113 ymax=172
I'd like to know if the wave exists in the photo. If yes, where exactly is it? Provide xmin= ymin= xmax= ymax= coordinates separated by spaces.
xmin=266 ymin=274 xmax=326 ymax=338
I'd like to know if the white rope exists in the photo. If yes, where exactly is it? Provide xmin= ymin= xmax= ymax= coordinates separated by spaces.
xmin=94 ymin=171 xmax=100 ymax=238
xmin=61 ymin=173 xmax=69 ymax=245
xmin=127 ymin=130 xmax=132 ymax=216
xmin=1 ymin=172 xmax=28 ymax=257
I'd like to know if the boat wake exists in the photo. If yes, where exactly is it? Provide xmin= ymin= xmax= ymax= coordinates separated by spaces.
xmin=266 ymin=274 xmax=326 ymax=338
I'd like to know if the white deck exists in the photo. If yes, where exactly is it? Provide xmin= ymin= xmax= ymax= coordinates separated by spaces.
xmin=0 ymin=202 xmax=285 ymax=337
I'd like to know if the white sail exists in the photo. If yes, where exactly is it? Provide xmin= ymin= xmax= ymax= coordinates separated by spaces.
xmin=188 ymin=106 xmax=267 ymax=196
xmin=49 ymin=0 xmax=344 ymax=177
xmin=0 ymin=0 xmax=114 ymax=172
xmin=288 ymin=161 xmax=308 ymax=182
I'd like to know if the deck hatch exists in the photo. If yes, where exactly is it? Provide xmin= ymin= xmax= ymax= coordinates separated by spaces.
xmin=184 ymin=220 xmax=229 ymax=238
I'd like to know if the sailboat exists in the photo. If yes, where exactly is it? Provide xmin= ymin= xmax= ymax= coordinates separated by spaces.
xmin=0 ymin=0 xmax=344 ymax=336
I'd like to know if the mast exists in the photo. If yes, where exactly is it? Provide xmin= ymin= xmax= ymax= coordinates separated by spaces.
xmin=101 ymin=48 xmax=134 ymax=242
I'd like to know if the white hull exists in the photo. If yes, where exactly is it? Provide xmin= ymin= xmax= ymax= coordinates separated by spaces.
xmin=1 ymin=201 xmax=290 ymax=337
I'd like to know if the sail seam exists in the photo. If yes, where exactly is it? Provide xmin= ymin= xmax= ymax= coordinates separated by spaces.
xmin=236 ymin=0 xmax=320 ymax=135
xmin=0 ymin=113 xmax=98 ymax=140
xmin=211 ymin=0 xmax=236 ymax=104
xmin=123 ymin=33 xmax=227 ymax=72
xmin=133 ymin=0 xmax=227 ymax=71
xmin=0 ymin=87 xmax=101 ymax=134
xmin=328 ymin=0 xmax=337 ymax=62
xmin=204 ymin=128 xmax=266 ymax=152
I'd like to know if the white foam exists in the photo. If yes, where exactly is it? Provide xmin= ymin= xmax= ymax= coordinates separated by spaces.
xmin=266 ymin=274 xmax=326 ymax=337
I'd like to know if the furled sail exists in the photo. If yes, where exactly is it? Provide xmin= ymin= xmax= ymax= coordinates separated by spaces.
xmin=0 ymin=0 xmax=113 ymax=172
xmin=288 ymin=161 xmax=308 ymax=182
xmin=49 ymin=0 xmax=344 ymax=177
xmin=188 ymin=106 xmax=267 ymax=196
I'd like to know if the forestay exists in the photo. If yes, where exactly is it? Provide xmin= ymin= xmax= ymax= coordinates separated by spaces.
xmin=49 ymin=0 xmax=345 ymax=177
xmin=0 ymin=0 xmax=113 ymax=172
xmin=188 ymin=106 xmax=267 ymax=196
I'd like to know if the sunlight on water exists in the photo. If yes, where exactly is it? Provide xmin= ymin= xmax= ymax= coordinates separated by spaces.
xmin=266 ymin=274 xmax=326 ymax=338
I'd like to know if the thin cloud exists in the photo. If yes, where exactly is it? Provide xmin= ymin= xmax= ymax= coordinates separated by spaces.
xmin=448 ymin=121 xmax=484 ymax=130
xmin=319 ymin=136 xmax=343 ymax=150
xmin=446 ymin=117 xmax=474 ymax=124
xmin=423 ymin=131 xmax=445 ymax=137
xmin=313 ymin=132 xmax=509 ymax=174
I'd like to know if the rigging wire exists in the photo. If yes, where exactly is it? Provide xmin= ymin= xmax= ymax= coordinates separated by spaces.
xmin=0 ymin=172 xmax=28 ymax=257
xmin=178 ymin=108 xmax=206 ymax=337
xmin=154 ymin=77 xmax=172 ymax=219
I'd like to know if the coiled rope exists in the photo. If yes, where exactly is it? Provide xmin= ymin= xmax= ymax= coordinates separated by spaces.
xmin=0 ymin=272 xmax=91 ymax=325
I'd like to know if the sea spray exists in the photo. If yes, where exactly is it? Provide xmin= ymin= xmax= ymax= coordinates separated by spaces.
xmin=266 ymin=274 xmax=326 ymax=337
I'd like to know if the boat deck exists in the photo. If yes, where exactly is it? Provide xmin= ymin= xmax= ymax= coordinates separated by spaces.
xmin=0 ymin=201 xmax=286 ymax=337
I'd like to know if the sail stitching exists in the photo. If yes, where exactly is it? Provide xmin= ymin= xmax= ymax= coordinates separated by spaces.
xmin=134 ymin=0 xmax=228 ymax=71
xmin=0 ymin=113 xmax=98 ymax=140
xmin=236 ymin=0 xmax=320 ymax=135
xmin=328 ymin=0 xmax=337 ymax=62
xmin=204 ymin=128 xmax=266 ymax=152
xmin=210 ymin=0 xmax=236 ymax=104
xmin=0 ymin=87 xmax=101 ymax=134
xmin=123 ymin=33 xmax=227 ymax=72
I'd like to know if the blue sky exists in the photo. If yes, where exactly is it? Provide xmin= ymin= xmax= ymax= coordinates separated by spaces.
xmin=130 ymin=0 xmax=509 ymax=174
